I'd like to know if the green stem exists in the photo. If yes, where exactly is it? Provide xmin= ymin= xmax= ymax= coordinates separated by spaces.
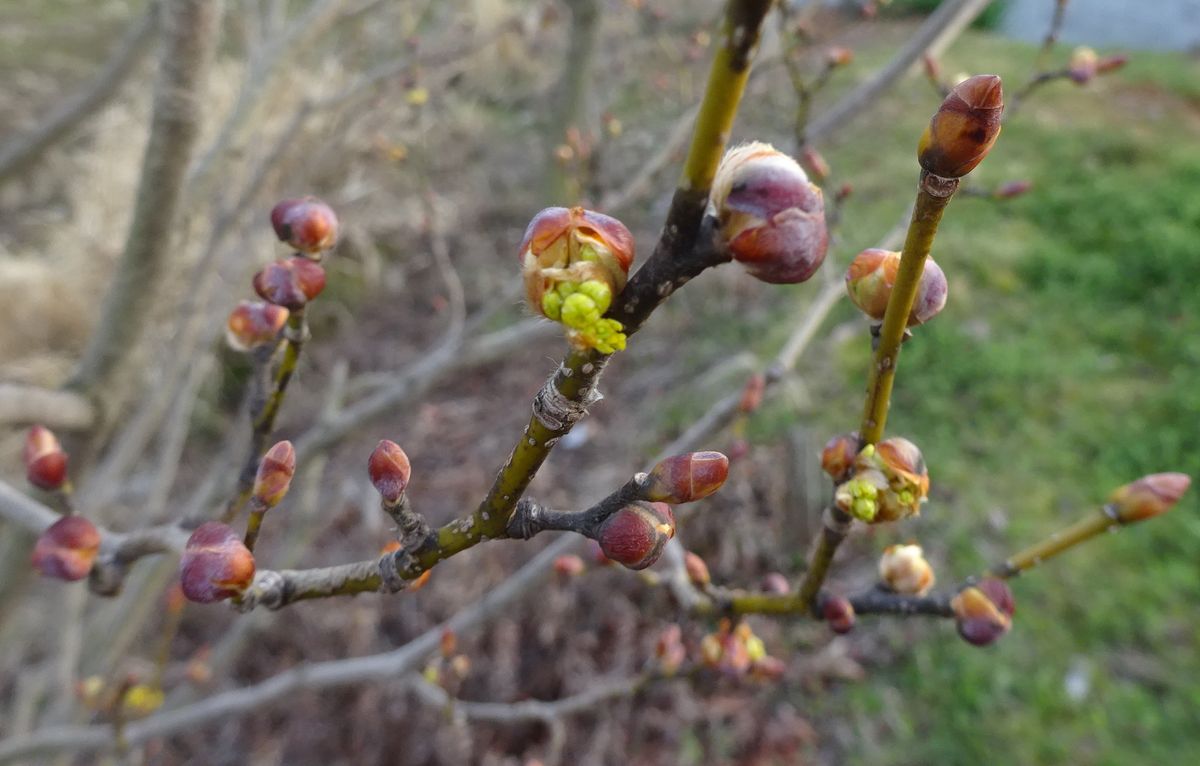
xmin=991 ymin=504 xmax=1121 ymax=578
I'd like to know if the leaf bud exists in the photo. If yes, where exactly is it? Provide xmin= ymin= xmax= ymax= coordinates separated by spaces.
xmin=252 ymin=257 xmax=327 ymax=309
xmin=801 ymin=146 xmax=831 ymax=182
xmin=552 ymin=553 xmax=586 ymax=577
xmin=822 ymin=595 xmax=856 ymax=634
xmin=710 ymin=142 xmax=829 ymax=284
xmin=738 ymin=373 xmax=766 ymax=414
xmin=594 ymin=501 xmax=675 ymax=570
xmin=23 ymin=425 xmax=68 ymax=491
xmin=369 ymin=440 xmax=412 ymax=506
xmin=519 ymin=206 xmax=635 ymax=354
xmin=645 ymin=451 xmax=729 ymax=504
xmin=31 ymin=516 xmax=100 ymax=581
xmin=252 ymin=440 xmax=295 ymax=509
xmin=270 ymin=196 xmax=339 ymax=255
xmin=684 ymin=551 xmax=711 ymax=587
xmin=917 ymin=74 xmax=1003 ymax=178
xmin=225 ymin=300 xmax=289 ymax=351
xmin=179 ymin=523 xmax=256 ymax=603
xmin=820 ymin=431 xmax=861 ymax=481
xmin=951 ymin=578 xmax=1014 ymax=646
xmin=878 ymin=543 xmax=935 ymax=595
xmin=845 ymin=248 xmax=948 ymax=326
xmin=1108 ymin=472 xmax=1190 ymax=524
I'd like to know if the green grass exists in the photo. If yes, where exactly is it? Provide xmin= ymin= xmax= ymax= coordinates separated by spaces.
xmin=724 ymin=32 xmax=1200 ymax=765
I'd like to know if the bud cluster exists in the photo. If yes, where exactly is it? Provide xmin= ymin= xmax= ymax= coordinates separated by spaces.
xmin=699 ymin=620 xmax=785 ymax=681
xmin=834 ymin=438 xmax=929 ymax=523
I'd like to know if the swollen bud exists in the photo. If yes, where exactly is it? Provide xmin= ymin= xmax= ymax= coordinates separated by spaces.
xmin=179 ymin=523 xmax=256 ymax=603
xmin=878 ymin=543 xmax=935 ymax=595
xmin=252 ymin=441 xmax=295 ymax=508
xmin=738 ymin=373 xmax=766 ymax=414
xmin=270 ymin=197 xmax=339 ymax=255
xmin=252 ymin=257 xmax=327 ymax=310
xmin=594 ymin=501 xmax=675 ymax=570
xmin=1068 ymin=46 xmax=1098 ymax=84
xmin=835 ymin=438 xmax=929 ymax=523
xmin=519 ymin=206 xmax=635 ymax=354
xmin=552 ymin=554 xmax=586 ymax=577
xmin=684 ymin=551 xmax=711 ymax=587
xmin=917 ymin=74 xmax=1003 ymax=178
xmin=952 ymin=578 xmax=1014 ymax=647
xmin=225 ymin=301 xmax=289 ymax=351
xmin=645 ymin=451 xmax=729 ymax=504
xmin=24 ymin=425 xmax=68 ymax=491
xmin=1108 ymin=473 xmax=1191 ymax=524
xmin=845 ymin=248 xmax=948 ymax=326
xmin=31 ymin=516 xmax=100 ymax=581
xmin=821 ymin=595 xmax=856 ymax=634
xmin=369 ymin=440 xmax=412 ymax=506
xmin=820 ymin=432 xmax=861 ymax=481
xmin=710 ymin=142 xmax=829 ymax=284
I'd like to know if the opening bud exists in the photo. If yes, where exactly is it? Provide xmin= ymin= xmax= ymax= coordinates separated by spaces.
xmin=821 ymin=431 xmax=862 ymax=480
xmin=655 ymin=624 xmax=687 ymax=675
xmin=711 ymin=142 xmax=829 ymax=284
xmin=369 ymin=440 xmax=412 ymax=505
xmin=179 ymin=523 xmax=256 ymax=603
xmin=31 ymin=516 xmax=100 ymax=581
xmin=878 ymin=543 xmax=935 ymax=595
xmin=270 ymin=196 xmax=339 ymax=254
xmin=1108 ymin=472 xmax=1190 ymax=524
xmin=252 ymin=440 xmax=295 ymax=508
xmin=1068 ymin=46 xmax=1099 ymax=84
xmin=845 ymin=248 xmax=948 ymax=326
xmin=684 ymin=551 xmax=711 ymax=587
xmin=951 ymin=578 xmax=1014 ymax=647
xmin=645 ymin=451 xmax=729 ymax=504
xmin=519 ymin=206 xmax=635 ymax=354
xmin=821 ymin=595 xmax=856 ymax=634
xmin=918 ymin=74 xmax=1003 ymax=178
xmin=835 ymin=438 xmax=929 ymax=523
xmin=252 ymin=257 xmax=327 ymax=310
xmin=594 ymin=501 xmax=675 ymax=570
xmin=225 ymin=301 xmax=289 ymax=352
xmin=24 ymin=425 xmax=68 ymax=491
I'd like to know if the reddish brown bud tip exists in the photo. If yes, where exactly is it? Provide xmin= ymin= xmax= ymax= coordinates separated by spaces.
xmin=878 ymin=543 xmax=935 ymax=595
xmin=711 ymin=142 xmax=829 ymax=284
xmin=822 ymin=595 xmax=856 ymax=634
xmin=1096 ymin=54 xmax=1129 ymax=75
xmin=252 ymin=440 xmax=295 ymax=508
xmin=845 ymin=248 xmax=948 ymax=326
xmin=594 ymin=501 xmax=675 ymax=570
xmin=520 ymin=206 xmax=635 ymax=312
xmin=225 ymin=301 xmax=289 ymax=351
xmin=994 ymin=179 xmax=1034 ymax=199
xmin=952 ymin=578 xmax=1014 ymax=646
xmin=31 ymin=516 xmax=100 ymax=581
xmin=368 ymin=440 xmax=412 ymax=505
xmin=760 ymin=572 xmax=790 ymax=595
xmin=918 ymin=74 xmax=1003 ymax=178
xmin=552 ymin=554 xmax=586 ymax=577
xmin=922 ymin=53 xmax=943 ymax=84
xmin=270 ymin=197 xmax=339 ymax=254
xmin=646 ymin=451 xmax=729 ymax=504
xmin=1108 ymin=472 xmax=1191 ymax=523
xmin=738 ymin=373 xmax=766 ymax=414
xmin=820 ymin=432 xmax=861 ymax=481
xmin=179 ymin=523 xmax=256 ymax=603
xmin=684 ymin=551 xmax=711 ymax=587
xmin=835 ymin=182 xmax=854 ymax=204
xmin=825 ymin=46 xmax=854 ymax=67
xmin=24 ymin=425 xmax=68 ymax=491
xmin=408 ymin=569 xmax=432 ymax=592
xmin=439 ymin=628 xmax=457 ymax=659
xmin=252 ymin=257 xmax=327 ymax=309
xmin=801 ymin=147 xmax=831 ymax=182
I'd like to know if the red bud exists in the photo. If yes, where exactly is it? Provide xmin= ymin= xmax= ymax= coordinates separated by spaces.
xmin=822 ymin=595 xmax=856 ymax=634
xmin=952 ymin=578 xmax=1014 ymax=646
xmin=252 ymin=257 xmax=326 ymax=309
xmin=684 ymin=551 xmax=711 ymax=587
xmin=594 ymin=501 xmax=675 ymax=570
xmin=179 ymin=523 xmax=256 ymax=603
xmin=645 ymin=451 xmax=729 ymax=504
xmin=1096 ymin=54 xmax=1129 ymax=74
xmin=552 ymin=554 xmax=586 ymax=577
xmin=820 ymin=432 xmax=861 ymax=480
xmin=31 ymin=516 xmax=100 ymax=581
xmin=738 ymin=373 xmax=766 ymax=414
xmin=252 ymin=441 xmax=295 ymax=508
xmin=918 ymin=74 xmax=1004 ymax=178
xmin=655 ymin=624 xmax=686 ymax=675
xmin=1108 ymin=473 xmax=1191 ymax=523
xmin=23 ymin=425 xmax=68 ymax=491
xmin=369 ymin=440 xmax=412 ymax=505
xmin=825 ymin=46 xmax=853 ymax=67
xmin=270 ymin=196 xmax=339 ymax=254
xmin=225 ymin=301 xmax=289 ymax=351
xmin=993 ymin=179 xmax=1033 ymax=199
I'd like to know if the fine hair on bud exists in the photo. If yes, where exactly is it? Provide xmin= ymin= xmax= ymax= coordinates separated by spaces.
xmin=179 ymin=523 xmax=256 ymax=603
xmin=645 ymin=451 xmax=729 ymax=504
xmin=31 ymin=516 xmax=101 ymax=581
xmin=918 ymin=74 xmax=1003 ymax=178
xmin=270 ymin=196 xmax=339 ymax=255
xmin=369 ymin=439 xmax=412 ymax=505
xmin=710 ymin=142 xmax=829 ymax=284
xmin=24 ymin=425 xmax=68 ymax=491
xmin=594 ymin=501 xmax=675 ymax=570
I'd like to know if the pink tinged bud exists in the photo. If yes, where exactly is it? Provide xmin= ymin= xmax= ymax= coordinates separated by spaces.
xmin=684 ymin=551 xmax=711 ymax=587
xmin=801 ymin=147 xmax=831 ymax=182
xmin=760 ymin=572 xmax=790 ymax=595
xmin=917 ymin=74 xmax=1004 ymax=178
xmin=711 ymin=142 xmax=829 ymax=284
xmin=645 ymin=451 xmax=729 ymax=504
xmin=1096 ymin=54 xmax=1129 ymax=74
xmin=270 ymin=196 xmax=339 ymax=254
xmin=519 ymin=206 xmax=635 ymax=308
xmin=552 ymin=554 xmax=586 ymax=577
xmin=820 ymin=432 xmax=861 ymax=481
xmin=225 ymin=301 xmax=289 ymax=351
xmin=952 ymin=578 xmax=1014 ymax=647
xmin=594 ymin=501 xmax=675 ymax=570
xmin=1108 ymin=473 xmax=1190 ymax=523
xmin=252 ymin=440 xmax=295 ymax=508
xmin=878 ymin=543 xmax=935 ymax=595
xmin=369 ymin=440 xmax=412 ymax=505
xmin=1068 ymin=46 xmax=1099 ymax=84
xmin=825 ymin=46 xmax=854 ymax=67
xmin=994 ymin=179 xmax=1033 ymax=199
xmin=738 ymin=373 xmax=766 ymax=414
xmin=845 ymin=249 xmax=948 ymax=326
xmin=655 ymin=624 xmax=687 ymax=675
xmin=31 ymin=516 xmax=100 ymax=581
xmin=252 ymin=257 xmax=327 ymax=310
xmin=179 ymin=523 xmax=256 ymax=603
xmin=439 ymin=628 xmax=457 ymax=658
xmin=822 ymin=595 xmax=856 ymax=634
xmin=24 ymin=425 xmax=68 ymax=491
